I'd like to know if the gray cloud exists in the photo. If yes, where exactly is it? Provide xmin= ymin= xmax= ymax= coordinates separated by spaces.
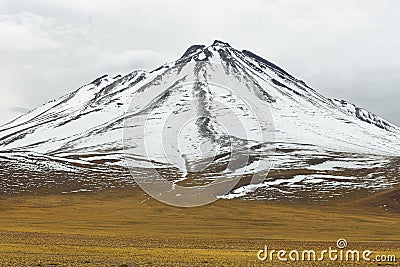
xmin=0 ymin=0 xmax=399 ymax=126
xmin=10 ymin=106 xmax=30 ymax=113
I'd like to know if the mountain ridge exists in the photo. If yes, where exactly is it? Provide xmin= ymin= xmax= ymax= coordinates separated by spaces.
xmin=0 ymin=40 xmax=398 ymax=199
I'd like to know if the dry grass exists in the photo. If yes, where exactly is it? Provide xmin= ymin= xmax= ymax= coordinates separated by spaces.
xmin=0 ymin=187 xmax=399 ymax=266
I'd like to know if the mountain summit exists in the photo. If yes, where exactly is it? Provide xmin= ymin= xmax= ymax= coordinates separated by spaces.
xmin=0 ymin=40 xmax=399 ymax=199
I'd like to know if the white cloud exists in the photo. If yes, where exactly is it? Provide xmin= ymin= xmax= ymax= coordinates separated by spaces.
xmin=0 ymin=10 xmax=166 ymax=125
xmin=0 ymin=12 xmax=62 ymax=52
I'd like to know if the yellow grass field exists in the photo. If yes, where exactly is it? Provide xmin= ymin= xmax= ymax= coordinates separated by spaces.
xmin=0 ymin=187 xmax=399 ymax=266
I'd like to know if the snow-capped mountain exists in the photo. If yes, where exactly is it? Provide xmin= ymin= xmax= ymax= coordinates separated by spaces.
xmin=0 ymin=40 xmax=399 ymax=199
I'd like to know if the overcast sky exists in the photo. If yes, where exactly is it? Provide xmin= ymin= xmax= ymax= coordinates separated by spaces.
xmin=0 ymin=0 xmax=399 ymax=126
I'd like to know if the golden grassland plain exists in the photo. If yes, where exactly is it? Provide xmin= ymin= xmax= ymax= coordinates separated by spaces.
xmin=0 ymin=187 xmax=399 ymax=266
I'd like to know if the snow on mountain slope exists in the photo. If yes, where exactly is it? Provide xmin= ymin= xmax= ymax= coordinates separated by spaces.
xmin=0 ymin=40 xmax=399 ymax=198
